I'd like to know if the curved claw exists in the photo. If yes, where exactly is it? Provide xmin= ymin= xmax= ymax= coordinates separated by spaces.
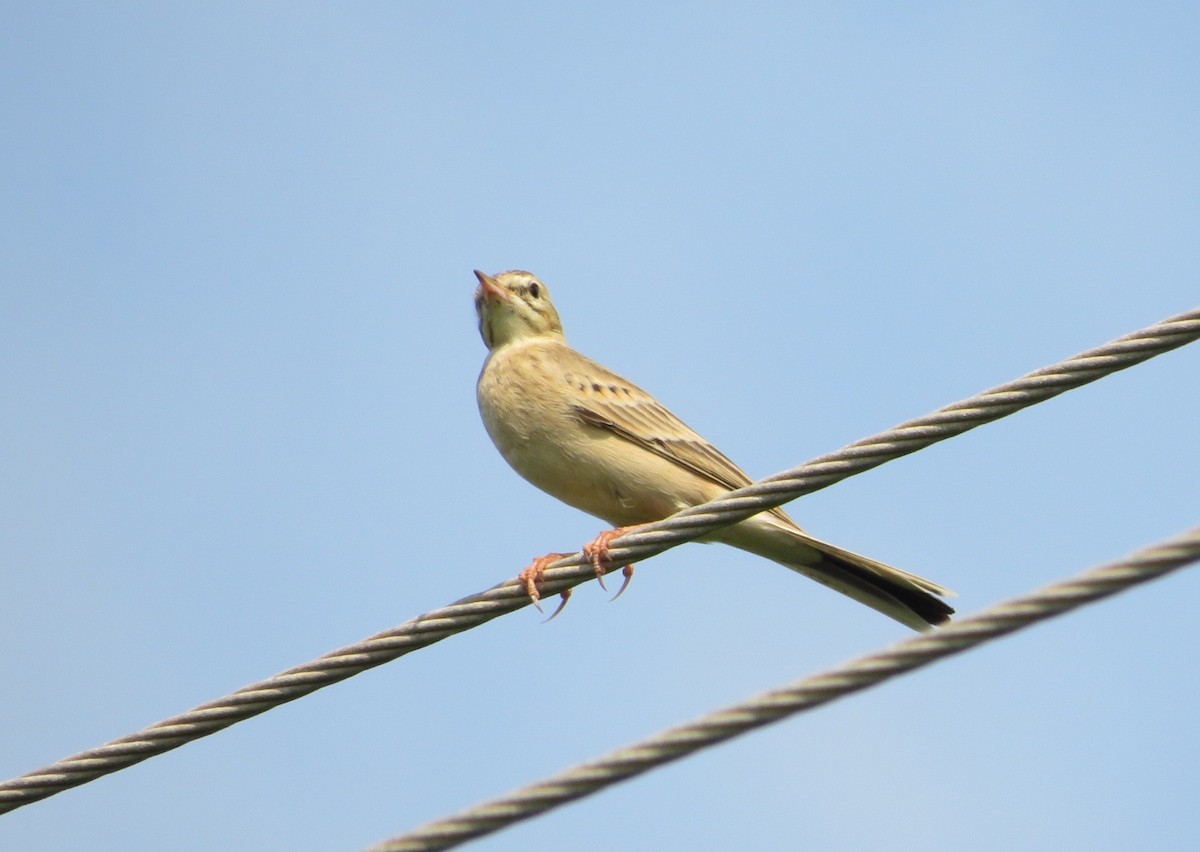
xmin=521 ymin=579 xmax=543 ymax=613
xmin=517 ymin=552 xmax=570 ymax=616
xmin=608 ymin=564 xmax=635 ymax=602
xmin=584 ymin=525 xmax=647 ymax=599
xmin=541 ymin=589 xmax=572 ymax=623
xmin=583 ymin=527 xmax=633 ymax=588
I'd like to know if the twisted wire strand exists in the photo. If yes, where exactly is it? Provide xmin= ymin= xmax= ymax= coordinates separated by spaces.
xmin=1 ymin=306 xmax=1197 ymax=815
xmin=589 ymin=306 xmax=1200 ymax=570
xmin=372 ymin=525 xmax=1200 ymax=852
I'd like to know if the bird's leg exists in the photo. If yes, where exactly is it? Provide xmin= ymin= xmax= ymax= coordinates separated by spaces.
xmin=517 ymin=552 xmax=573 ymax=618
xmin=582 ymin=525 xmax=645 ymax=600
xmin=517 ymin=553 xmax=569 ymax=608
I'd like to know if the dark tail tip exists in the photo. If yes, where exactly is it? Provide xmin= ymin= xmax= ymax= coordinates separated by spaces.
xmin=820 ymin=553 xmax=955 ymax=629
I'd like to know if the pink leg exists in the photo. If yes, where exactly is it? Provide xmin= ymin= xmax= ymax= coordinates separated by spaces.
xmin=517 ymin=552 xmax=571 ymax=614
xmin=582 ymin=525 xmax=644 ymax=600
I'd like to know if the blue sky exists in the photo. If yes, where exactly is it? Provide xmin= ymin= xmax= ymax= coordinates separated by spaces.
xmin=2 ymin=3 xmax=1198 ymax=850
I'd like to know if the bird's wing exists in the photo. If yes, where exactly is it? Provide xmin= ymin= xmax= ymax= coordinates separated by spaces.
xmin=556 ymin=346 xmax=768 ymax=497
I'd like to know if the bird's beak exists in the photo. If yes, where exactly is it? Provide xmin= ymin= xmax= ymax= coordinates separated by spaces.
xmin=474 ymin=269 xmax=507 ymax=300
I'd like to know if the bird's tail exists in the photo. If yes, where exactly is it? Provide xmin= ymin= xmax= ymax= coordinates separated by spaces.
xmin=717 ymin=517 xmax=955 ymax=631
xmin=790 ymin=532 xmax=955 ymax=631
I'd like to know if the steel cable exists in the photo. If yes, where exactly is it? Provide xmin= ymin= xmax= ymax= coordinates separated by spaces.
xmin=372 ymin=525 xmax=1200 ymax=851
xmin=0 ymin=306 xmax=1196 ymax=815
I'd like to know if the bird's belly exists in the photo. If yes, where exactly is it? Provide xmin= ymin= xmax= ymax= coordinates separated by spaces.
xmin=483 ymin=404 xmax=705 ymax=526
xmin=542 ymin=437 xmax=708 ymax=524
xmin=478 ymin=344 xmax=720 ymax=526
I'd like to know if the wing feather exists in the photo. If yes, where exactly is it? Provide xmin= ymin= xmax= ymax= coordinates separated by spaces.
xmin=559 ymin=351 xmax=759 ymax=494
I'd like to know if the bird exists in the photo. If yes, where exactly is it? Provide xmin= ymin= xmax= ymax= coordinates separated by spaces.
xmin=473 ymin=269 xmax=954 ymax=631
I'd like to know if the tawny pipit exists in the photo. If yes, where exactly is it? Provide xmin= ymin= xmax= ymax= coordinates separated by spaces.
xmin=474 ymin=269 xmax=954 ymax=630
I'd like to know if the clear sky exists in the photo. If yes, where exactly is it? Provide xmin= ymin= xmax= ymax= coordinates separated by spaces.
xmin=2 ymin=4 xmax=1198 ymax=850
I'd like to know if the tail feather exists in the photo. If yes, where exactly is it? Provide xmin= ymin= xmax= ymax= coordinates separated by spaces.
xmin=786 ymin=530 xmax=955 ymax=631
xmin=803 ymin=550 xmax=955 ymax=631
xmin=714 ymin=516 xmax=955 ymax=631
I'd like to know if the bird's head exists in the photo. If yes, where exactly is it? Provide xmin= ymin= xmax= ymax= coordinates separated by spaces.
xmin=473 ymin=269 xmax=564 ymax=349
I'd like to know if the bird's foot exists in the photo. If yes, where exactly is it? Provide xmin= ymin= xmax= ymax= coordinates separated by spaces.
xmin=517 ymin=553 xmax=573 ymax=621
xmin=582 ymin=526 xmax=642 ymax=600
xmin=609 ymin=565 xmax=635 ymax=602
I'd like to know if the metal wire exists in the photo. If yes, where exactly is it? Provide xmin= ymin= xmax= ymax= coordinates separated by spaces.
xmin=371 ymin=525 xmax=1200 ymax=851
xmin=0 ymin=305 xmax=1196 ymax=815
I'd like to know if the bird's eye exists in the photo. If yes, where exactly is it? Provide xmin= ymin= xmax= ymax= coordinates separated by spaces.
xmin=529 ymin=283 xmax=540 ymax=299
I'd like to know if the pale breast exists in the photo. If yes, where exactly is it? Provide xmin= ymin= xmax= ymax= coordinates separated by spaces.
xmin=477 ymin=340 xmax=719 ymax=525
